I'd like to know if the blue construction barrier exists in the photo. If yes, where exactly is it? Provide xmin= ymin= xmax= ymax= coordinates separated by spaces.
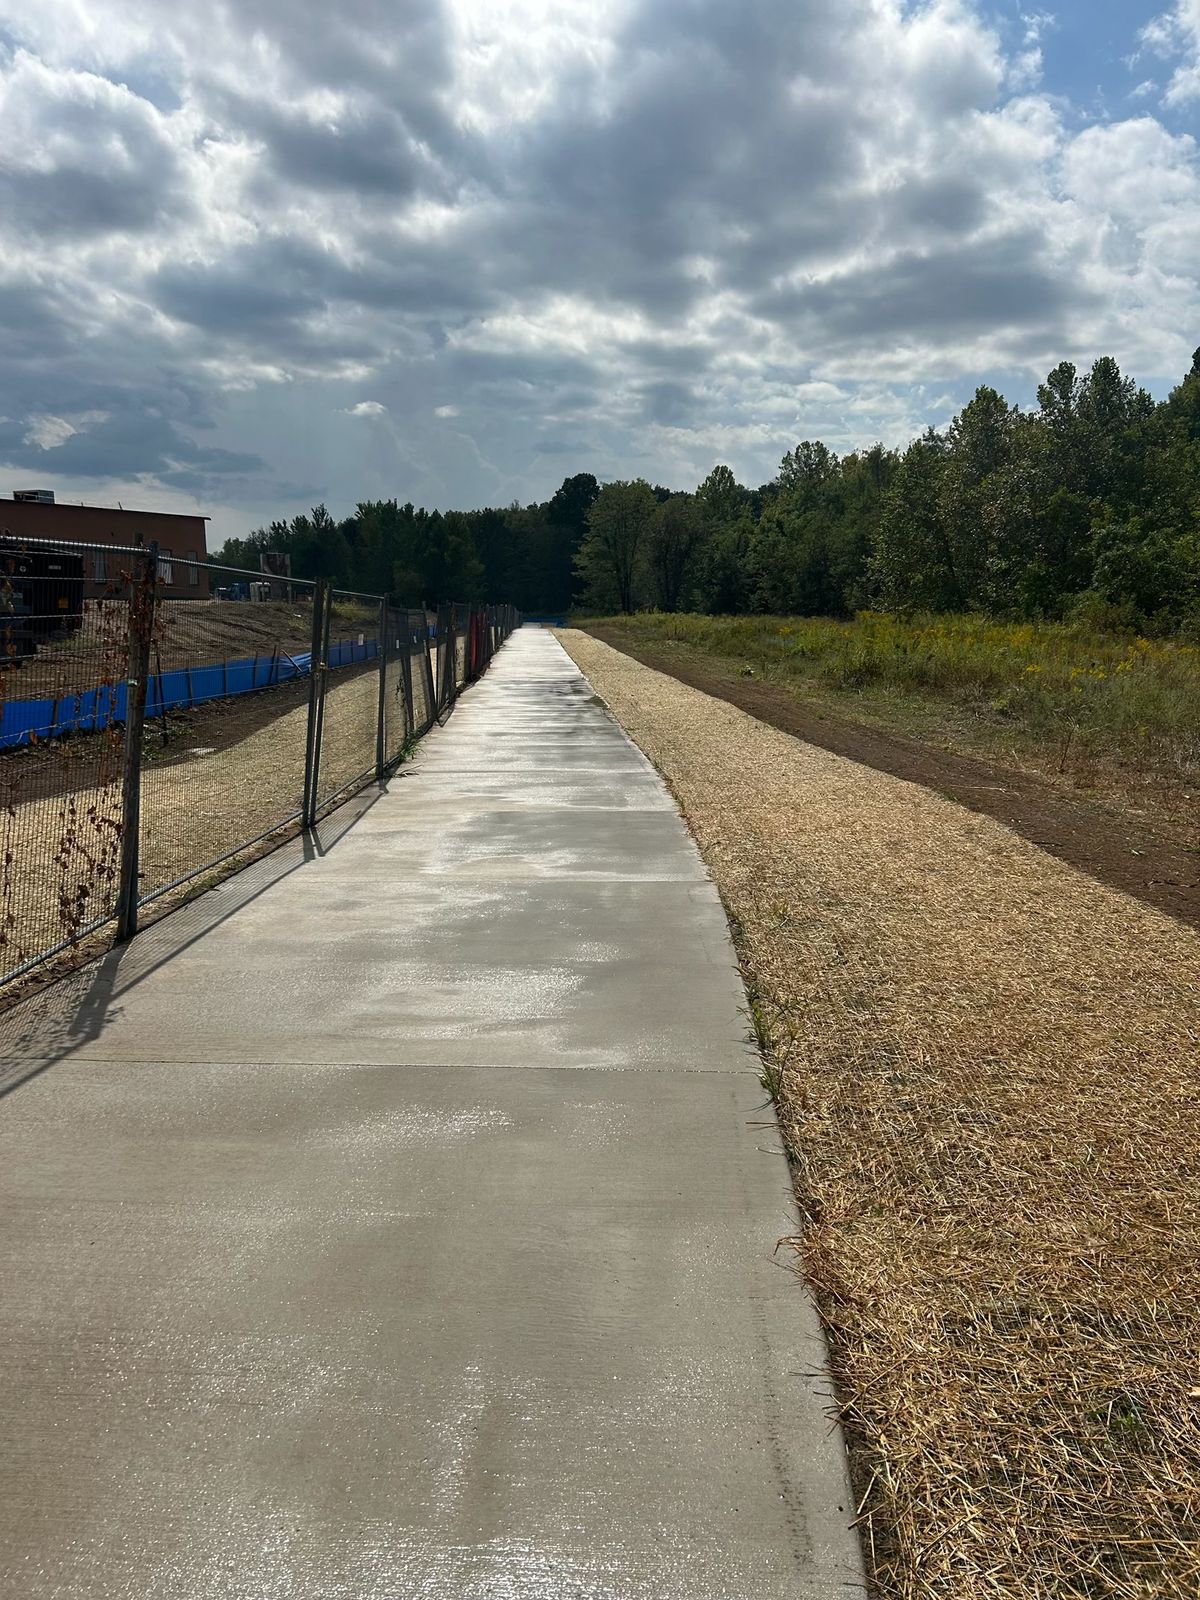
xmin=0 ymin=637 xmax=378 ymax=750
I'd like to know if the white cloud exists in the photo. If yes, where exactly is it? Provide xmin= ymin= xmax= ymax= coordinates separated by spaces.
xmin=23 ymin=415 xmax=77 ymax=450
xmin=1139 ymin=2 xmax=1200 ymax=103
xmin=1007 ymin=48 xmax=1043 ymax=92
xmin=22 ymin=409 xmax=111 ymax=450
xmin=1021 ymin=11 xmax=1056 ymax=47
xmin=0 ymin=0 xmax=1195 ymax=529
xmin=447 ymin=0 xmax=628 ymax=132
xmin=0 ymin=49 xmax=193 ymax=236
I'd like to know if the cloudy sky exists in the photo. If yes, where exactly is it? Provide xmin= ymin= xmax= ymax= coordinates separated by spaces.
xmin=1 ymin=0 xmax=1198 ymax=545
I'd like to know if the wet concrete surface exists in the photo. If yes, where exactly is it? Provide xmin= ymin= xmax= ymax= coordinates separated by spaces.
xmin=0 ymin=627 xmax=865 ymax=1598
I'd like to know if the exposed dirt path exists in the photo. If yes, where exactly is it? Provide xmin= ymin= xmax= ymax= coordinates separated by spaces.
xmin=558 ymin=627 xmax=1200 ymax=1600
xmin=583 ymin=623 xmax=1200 ymax=932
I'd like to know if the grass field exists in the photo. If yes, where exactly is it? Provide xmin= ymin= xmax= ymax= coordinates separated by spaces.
xmin=561 ymin=628 xmax=1200 ymax=1600
xmin=583 ymin=612 xmax=1200 ymax=835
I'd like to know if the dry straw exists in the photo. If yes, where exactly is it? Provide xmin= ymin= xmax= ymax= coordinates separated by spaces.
xmin=560 ymin=628 xmax=1200 ymax=1600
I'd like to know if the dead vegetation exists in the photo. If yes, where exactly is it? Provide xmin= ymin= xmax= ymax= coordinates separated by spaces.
xmin=558 ymin=628 xmax=1200 ymax=1600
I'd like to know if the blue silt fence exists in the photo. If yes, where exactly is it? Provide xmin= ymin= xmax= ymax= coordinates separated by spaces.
xmin=0 ymin=637 xmax=378 ymax=750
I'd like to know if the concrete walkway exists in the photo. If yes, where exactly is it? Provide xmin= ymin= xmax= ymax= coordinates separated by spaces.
xmin=0 ymin=628 xmax=864 ymax=1598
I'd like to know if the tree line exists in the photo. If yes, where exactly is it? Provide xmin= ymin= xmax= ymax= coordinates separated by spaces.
xmin=213 ymin=350 xmax=1200 ymax=632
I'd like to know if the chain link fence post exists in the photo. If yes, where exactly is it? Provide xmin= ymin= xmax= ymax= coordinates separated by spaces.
xmin=375 ymin=593 xmax=389 ymax=778
xmin=435 ymin=604 xmax=452 ymax=712
xmin=115 ymin=541 xmax=159 ymax=942
xmin=302 ymin=578 xmax=330 ymax=827
xmin=421 ymin=615 xmax=437 ymax=724
xmin=399 ymin=611 xmax=415 ymax=739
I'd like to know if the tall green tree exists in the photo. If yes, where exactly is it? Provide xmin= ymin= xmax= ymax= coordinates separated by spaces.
xmin=644 ymin=494 xmax=706 ymax=611
xmin=938 ymin=385 xmax=1019 ymax=608
xmin=541 ymin=473 xmax=599 ymax=611
xmin=778 ymin=440 xmax=840 ymax=495
xmin=696 ymin=464 xmax=747 ymax=523
xmin=870 ymin=431 xmax=958 ymax=610
xmin=575 ymin=480 xmax=656 ymax=613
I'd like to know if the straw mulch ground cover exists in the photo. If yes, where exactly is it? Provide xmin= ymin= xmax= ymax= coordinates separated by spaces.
xmin=558 ymin=628 xmax=1200 ymax=1600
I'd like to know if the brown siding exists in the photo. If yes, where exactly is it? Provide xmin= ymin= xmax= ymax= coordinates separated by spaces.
xmin=0 ymin=501 xmax=209 ymax=598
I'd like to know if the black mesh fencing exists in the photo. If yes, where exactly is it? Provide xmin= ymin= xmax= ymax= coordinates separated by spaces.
xmin=380 ymin=604 xmax=407 ymax=768
xmin=379 ymin=605 xmax=437 ymax=764
xmin=0 ymin=539 xmax=133 ymax=981
xmin=137 ymin=560 xmax=320 ymax=904
xmin=0 ymin=534 xmax=519 ymax=991
xmin=454 ymin=606 xmax=468 ymax=692
xmin=434 ymin=601 xmax=469 ymax=712
xmin=306 ymin=585 xmax=383 ymax=816
xmin=408 ymin=611 xmax=437 ymax=735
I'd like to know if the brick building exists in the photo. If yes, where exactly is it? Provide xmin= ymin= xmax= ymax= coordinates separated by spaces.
xmin=0 ymin=492 xmax=209 ymax=599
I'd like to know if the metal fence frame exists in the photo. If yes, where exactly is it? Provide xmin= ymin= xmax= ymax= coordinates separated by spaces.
xmin=0 ymin=533 xmax=519 ymax=987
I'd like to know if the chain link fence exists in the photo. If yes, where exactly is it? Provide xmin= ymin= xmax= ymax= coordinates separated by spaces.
xmin=0 ymin=533 xmax=518 ymax=990
xmin=0 ymin=541 xmax=132 ymax=980
xmin=307 ymin=585 xmax=385 ymax=814
xmin=380 ymin=605 xmax=437 ymax=759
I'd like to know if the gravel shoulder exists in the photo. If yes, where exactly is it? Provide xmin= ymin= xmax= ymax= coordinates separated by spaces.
xmin=558 ymin=627 xmax=1200 ymax=1600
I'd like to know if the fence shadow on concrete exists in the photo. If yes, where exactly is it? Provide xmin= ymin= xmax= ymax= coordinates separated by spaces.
xmin=0 ymin=777 xmax=400 ymax=1098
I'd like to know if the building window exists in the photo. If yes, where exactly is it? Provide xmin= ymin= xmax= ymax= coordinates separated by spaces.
xmin=187 ymin=551 xmax=199 ymax=585
xmin=158 ymin=552 xmax=173 ymax=585
xmin=92 ymin=551 xmax=106 ymax=584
